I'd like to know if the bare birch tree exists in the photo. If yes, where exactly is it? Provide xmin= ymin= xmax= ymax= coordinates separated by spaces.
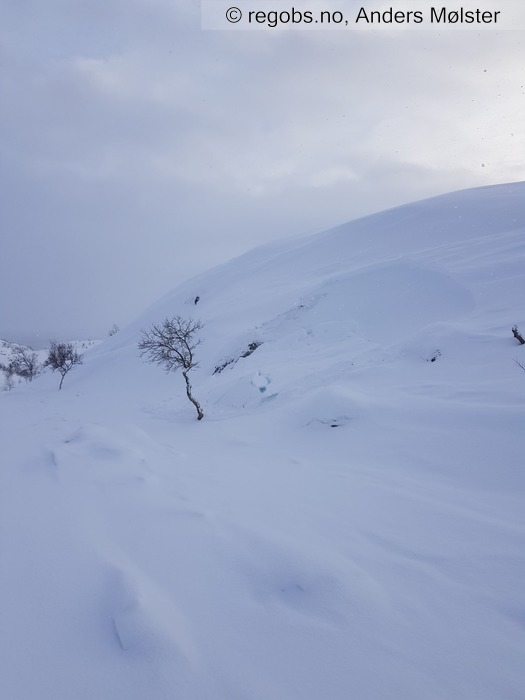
xmin=45 ymin=342 xmax=83 ymax=390
xmin=138 ymin=316 xmax=204 ymax=420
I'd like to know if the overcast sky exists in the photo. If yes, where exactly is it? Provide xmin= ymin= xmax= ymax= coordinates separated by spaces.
xmin=1 ymin=1 xmax=524 ymax=345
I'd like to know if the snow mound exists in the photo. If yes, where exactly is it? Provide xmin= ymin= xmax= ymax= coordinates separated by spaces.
xmin=1 ymin=182 xmax=525 ymax=700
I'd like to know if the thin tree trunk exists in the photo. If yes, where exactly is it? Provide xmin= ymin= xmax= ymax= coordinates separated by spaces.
xmin=59 ymin=373 xmax=65 ymax=390
xmin=182 ymin=371 xmax=204 ymax=420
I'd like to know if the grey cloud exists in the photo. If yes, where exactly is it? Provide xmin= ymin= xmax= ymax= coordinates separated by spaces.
xmin=1 ymin=2 xmax=524 ymax=342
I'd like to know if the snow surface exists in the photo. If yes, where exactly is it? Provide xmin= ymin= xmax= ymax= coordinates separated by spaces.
xmin=1 ymin=182 xmax=524 ymax=699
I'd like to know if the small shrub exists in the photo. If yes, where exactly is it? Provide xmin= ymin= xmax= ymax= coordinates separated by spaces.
xmin=1 ymin=365 xmax=16 ymax=391
xmin=45 ymin=342 xmax=83 ymax=390
xmin=8 ymin=346 xmax=40 ymax=382
xmin=427 ymin=349 xmax=441 ymax=363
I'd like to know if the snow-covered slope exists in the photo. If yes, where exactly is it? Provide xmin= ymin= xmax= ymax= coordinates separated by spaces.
xmin=1 ymin=182 xmax=524 ymax=700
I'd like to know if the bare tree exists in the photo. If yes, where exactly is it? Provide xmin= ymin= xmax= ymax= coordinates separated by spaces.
xmin=138 ymin=316 xmax=204 ymax=420
xmin=44 ymin=342 xmax=83 ymax=390
xmin=9 ymin=346 xmax=40 ymax=382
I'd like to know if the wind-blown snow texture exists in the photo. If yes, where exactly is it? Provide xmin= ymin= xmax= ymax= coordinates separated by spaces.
xmin=1 ymin=182 xmax=524 ymax=700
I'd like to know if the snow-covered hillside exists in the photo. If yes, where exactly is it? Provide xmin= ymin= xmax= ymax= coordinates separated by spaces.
xmin=1 ymin=182 xmax=524 ymax=700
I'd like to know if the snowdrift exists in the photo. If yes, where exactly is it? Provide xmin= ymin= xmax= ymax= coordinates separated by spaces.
xmin=1 ymin=182 xmax=524 ymax=700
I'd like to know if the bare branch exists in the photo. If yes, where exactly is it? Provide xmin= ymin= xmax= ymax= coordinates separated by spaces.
xmin=138 ymin=316 xmax=204 ymax=420
xmin=44 ymin=342 xmax=83 ymax=390
xmin=8 ymin=346 xmax=40 ymax=382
